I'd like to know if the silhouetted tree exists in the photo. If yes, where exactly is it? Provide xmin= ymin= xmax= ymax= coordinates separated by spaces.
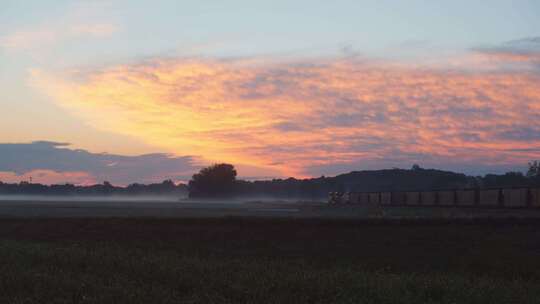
xmin=188 ymin=164 xmax=237 ymax=198
xmin=102 ymin=181 xmax=114 ymax=195
xmin=411 ymin=164 xmax=422 ymax=171
xmin=527 ymin=161 xmax=540 ymax=178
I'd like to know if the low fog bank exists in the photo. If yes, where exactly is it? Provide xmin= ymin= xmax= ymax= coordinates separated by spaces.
xmin=0 ymin=195 xmax=323 ymax=205
xmin=181 ymin=196 xmax=324 ymax=204
xmin=0 ymin=195 xmax=185 ymax=203
xmin=0 ymin=194 xmax=324 ymax=204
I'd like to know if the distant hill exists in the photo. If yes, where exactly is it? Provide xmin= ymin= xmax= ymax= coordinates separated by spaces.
xmin=332 ymin=168 xmax=472 ymax=191
xmin=235 ymin=168 xmax=539 ymax=199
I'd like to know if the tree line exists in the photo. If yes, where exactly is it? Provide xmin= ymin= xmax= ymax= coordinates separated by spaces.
xmin=1 ymin=162 xmax=539 ymax=198
xmin=0 ymin=180 xmax=187 ymax=196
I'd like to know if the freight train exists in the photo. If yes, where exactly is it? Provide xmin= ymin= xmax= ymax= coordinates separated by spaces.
xmin=329 ymin=187 xmax=540 ymax=208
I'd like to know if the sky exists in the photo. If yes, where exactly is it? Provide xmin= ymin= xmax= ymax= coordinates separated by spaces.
xmin=1 ymin=1 xmax=539 ymax=185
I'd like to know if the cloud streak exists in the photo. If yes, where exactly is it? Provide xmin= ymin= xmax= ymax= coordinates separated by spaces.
xmin=31 ymin=48 xmax=540 ymax=177
xmin=0 ymin=141 xmax=197 ymax=185
xmin=471 ymin=37 xmax=540 ymax=71
xmin=0 ymin=2 xmax=119 ymax=52
xmin=0 ymin=23 xmax=119 ymax=51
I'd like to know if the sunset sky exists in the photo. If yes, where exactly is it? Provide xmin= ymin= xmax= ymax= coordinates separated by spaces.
xmin=1 ymin=1 xmax=539 ymax=185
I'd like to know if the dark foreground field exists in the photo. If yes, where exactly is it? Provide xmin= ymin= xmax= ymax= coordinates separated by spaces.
xmin=1 ymin=217 xmax=540 ymax=303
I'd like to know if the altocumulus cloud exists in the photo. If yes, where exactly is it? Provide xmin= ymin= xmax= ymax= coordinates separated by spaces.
xmin=30 ymin=41 xmax=540 ymax=177
xmin=472 ymin=36 xmax=540 ymax=70
xmin=0 ymin=141 xmax=197 ymax=185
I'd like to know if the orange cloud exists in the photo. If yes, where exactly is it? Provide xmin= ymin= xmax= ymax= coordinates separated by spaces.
xmin=31 ymin=54 xmax=540 ymax=177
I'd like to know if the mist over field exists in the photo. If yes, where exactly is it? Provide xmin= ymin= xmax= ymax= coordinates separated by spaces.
xmin=0 ymin=195 xmax=316 ymax=204
xmin=0 ymin=195 xmax=183 ymax=202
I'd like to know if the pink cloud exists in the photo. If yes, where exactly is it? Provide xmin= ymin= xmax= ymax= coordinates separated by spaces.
xmin=30 ymin=52 xmax=540 ymax=177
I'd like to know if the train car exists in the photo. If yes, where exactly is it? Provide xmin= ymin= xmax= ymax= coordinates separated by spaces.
xmin=343 ymin=192 xmax=351 ymax=204
xmin=391 ymin=192 xmax=407 ymax=205
xmin=405 ymin=192 xmax=420 ymax=205
xmin=479 ymin=189 xmax=499 ymax=206
xmin=421 ymin=191 xmax=437 ymax=205
xmin=438 ymin=190 xmax=455 ymax=206
xmin=503 ymin=188 xmax=528 ymax=207
xmin=361 ymin=192 xmax=369 ymax=204
xmin=348 ymin=192 xmax=360 ymax=204
xmin=380 ymin=192 xmax=392 ymax=205
xmin=456 ymin=190 xmax=476 ymax=206
xmin=532 ymin=188 xmax=540 ymax=207
xmin=368 ymin=193 xmax=380 ymax=205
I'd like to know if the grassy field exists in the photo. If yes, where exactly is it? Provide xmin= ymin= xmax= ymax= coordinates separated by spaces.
xmin=1 ymin=217 xmax=540 ymax=303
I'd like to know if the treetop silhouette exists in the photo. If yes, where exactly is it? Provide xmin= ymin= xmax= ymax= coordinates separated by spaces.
xmin=188 ymin=163 xmax=237 ymax=198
